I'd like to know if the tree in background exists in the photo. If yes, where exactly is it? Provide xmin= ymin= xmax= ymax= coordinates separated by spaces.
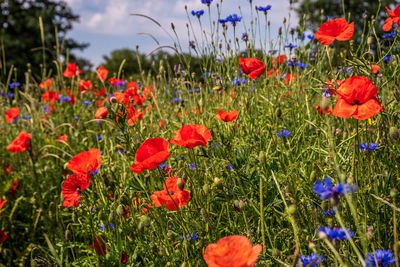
xmin=0 ymin=0 xmax=89 ymax=81
xmin=296 ymin=0 xmax=400 ymax=33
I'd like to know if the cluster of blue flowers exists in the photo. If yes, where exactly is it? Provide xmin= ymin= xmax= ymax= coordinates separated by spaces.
xmin=232 ymin=77 xmax=246 ymax=85
xmin=277 ymin=130 xmax=290 ymax=139
xmin=299 ymin=253 xmax=324 ymax=267
xmin=9 ymin=82 xmax=21 ymax=89
xmin=218 ymin=14 xmax=242 ymax=25
xmin=359 ymin=142 xmax=378 ymax=152
xmin=180 ymin=233 xmax=199 ymax=242
xmin=322 ymin=207 xmax=336 ymax=217
xmin=201 ymin=0 xmax=212 ymax=5
xmin=318 ymin=226 xmax=354 ymax=240
xmin=382 ymin=32 xmax=396 ymax=39
xmin=285 ymin=43 xmax=297 ymax=50
xmin=313 ymin=177 xmax=356 ymax=201
xmin=365 ymin=249 xmax=396 ymax=266
xmin=338 ymin=67 xmax=353 ymax=73
xmin=58 ymin=96 xmax=72 ymax=102
xmin=82 ymin=101 xmax=92 ymax=106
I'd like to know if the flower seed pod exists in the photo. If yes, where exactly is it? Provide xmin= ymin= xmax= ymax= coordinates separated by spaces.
xmin=367 ymin=36 xmax=374 ymax=45
xmin=138 ymin=215 xmax=151 ymax=231
xmin=213 ymin=177 xmax=222 ymax=189
xmin=116 ymin=204 xmax=124 ymax=217
xmin=389 ymin=126 xmax=400 ymax=140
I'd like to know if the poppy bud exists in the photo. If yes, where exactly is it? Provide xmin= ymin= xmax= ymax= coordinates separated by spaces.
xmin=321 ymin=96 xmax=331 ymax=110
xmin=318 ymin=231 xmax=327 ymax=240
xmin=283 ymin=17 xmax=287 ymax=24
xmin=167 ymin=230 xmax=177 ymax=240
xmin=108 ymin=210 xmax=115 ymax=221
xmin=171 ymin=23 xmax=175 ymax=30
xmin=390 ymin=188 xmax=398 ymax=197
xmin=308 ymin=242 xmax=315 ymax=250
xmin=65 ymin=229 xmax=72 ymax=241
xmin=258 ymin=151 xmax=267 ymax=164
xmin=286 ymin=204 xmax=296 ymax=215
xmin=138 ymin=215 xmax=151 ymax=231
xmin=202 ymin=184 xmax=210 ymax=194
xmin=110 ymin=97 xmax=118 ymax=104
xmin=310 ymin=171 xmax=315 ymax=181
xmin=234 ymin=200 xmax=241 ymax=211
xmin=177 ymin=178 xmax=185 ymax=190
xmin=367 ymin=36 xmax=374 ymax=45
xmin=271 ymin=248 xmax=281 ymax=257
xmin=366 ymin=227 xmax=374 ymax=241
xmin=213 ymin=177 xmax=222 ymax=189
xmin=116 ymin=204 xmax=124 ymax=217
xmin=180 ymin=262 xmax=189 ymax=267
xmin=389 ymin=127 xmax=399 ymax=140
xmin=278 ymin=27 xmax=282 ymax=35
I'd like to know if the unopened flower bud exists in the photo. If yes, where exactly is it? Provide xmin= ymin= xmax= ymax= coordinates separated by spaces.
xmin=389 ymin=126 xmax=399 ymax=140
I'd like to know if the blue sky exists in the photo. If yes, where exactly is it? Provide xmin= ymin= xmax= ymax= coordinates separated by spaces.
xmin=65 ymin=0 xmax=299 ymax=67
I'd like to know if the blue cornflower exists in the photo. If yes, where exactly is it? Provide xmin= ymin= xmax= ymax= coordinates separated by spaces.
xmin=201 ymin=72 xmax=211 ymax=78
xmin=382 ymin=32 xmax=396 ymax=39
xmin=228 ymin=164 xmax=234 ymax=170
xmin=384 ymin=56 xmax=392 ymax=62
xmin=322 ymin=207 xmax=336 ymax=217
xmin=218 ymin=18 xmax=228 ymax=24
xmin=365 ymin=249 xmax=396 ymax=266
xmin=313 ymin=177 xmax=356 ymax=201
xmin=7 ymin=92 xmax=14 ymax=98
xmin=295 ymin=61 xmax=308 ymax=68
xmin=242 ymin=32 xmax=249 ymax=41
xmin=89 ymin=168 xmax=100 ymax=176
xmin=308 ymin=34 xmax=316 ymax=40
xmin=21 ymin=115 xmax=30 ymax=120
xmin=174 ymin=90 xmax=182 ymax=95
xmin=108 ymin=93 xmax=114 ymax=98
xmin=99 ymin=224 xmax=105 ymax=230
xmin=258 ymin=5 xmax=272 ymax=12
xmin=109 ymin=223 xmax=115 ymax=229
xmin=43 ymin=106 xmax=50 ymax=114
xmin=318 ymin=226 xmax=354 ymax=240
xmin=115 ymin=81 xmax=125 ymax=90
xmin=74 ymin=116 xmax=79 ymax=121
xmin=287 ymin=61 xmax=294 ymax=67
xmin=232 ymin=77 xmax=246 ymax=85
xmin=191 ymin=10 xmax=204 ymax=17
xmin=94 ymin=135 xmax=104 ymax=140
xmin=322 ymin=89 xmax=332 ymax=98
xmin=189 ymin=88 xmax=194 ymax=93
xmin=277 ymin=130 xmax=290 ymax=139
xmin=82 ymin=101 xmax=92 ymax=106
xmin=360 ymin=143 xmax=378 ymax=152
xmin=201 ymin=0 xmax=212 ymax=5
xmin=285 ymin=43 xmax=297 ymax=50
xmin=188 ymin=163 xmax=196 ymax=170
xmin=180 ymin=156 xmax=185 ymax=160
xmin=269 ymin=49 xmax=278 ymax=54
xmin=172 ymin=97 xmax=182 ymax=103
xmin=58 ymin=96 xmax=72 ymax=102
xmin=158 ymin=163 xmax=168 ymax=170
xmin=298 ymin=33 xmax=306 ymax=40
xmin=9 ymin=82 xmax=21 ymax=89
xmin=369 ymin=143 xmax=378 ymax=152
xmin=211 ymin=143 xmax=221 ymax=148
xmin=299 ymin=253 xmax=324 ymax=267
xmin=195 ymin=88 xmax=200 ymax=93
xmin=226 ymin=14 xmax=241 ymax=25
xmin=180 ymin=233 xmax=199 ymax=242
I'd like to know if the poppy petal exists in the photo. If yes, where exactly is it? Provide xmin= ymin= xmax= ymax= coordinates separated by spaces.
xmin=331 ymin=97 xmax=357 ymax=118
xmin=352 ymin=97 xmax=384 ymax=120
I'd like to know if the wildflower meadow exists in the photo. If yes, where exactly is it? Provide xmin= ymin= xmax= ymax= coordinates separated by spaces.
xmin=1 ymin=0 xmax=400 ymax=266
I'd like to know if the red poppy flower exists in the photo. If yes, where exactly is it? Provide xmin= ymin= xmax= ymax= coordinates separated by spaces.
xmin=170 ymin=124 xmax=212 ymax=149
xmin=56 ymin=134 xmax=68 ymax=143
xmin=266 ymin=68 xmax=280 ymax=78
xmin=383 ymin=5 xmax=400 ymax=31
xmin=9 ymin=179 xmax=19 ymax=198
xmin=331 ymin=76 xmax=383 ymax=120
xmin=284 ymin=74 xmax=296 ymax=85
xmin=63 ymin=63 xmax=81 ymax=78
xmin=314 ymin=18 xmax=354 ymax=45
xmin=4 ymin=107 xmax=20 ymax=123
xmin=371 ymin=64 xmax=380 ymax=74
xmin=93 ymin=88 xmax=106 ymax=97
xmin=41 ymin=90 xmax=59 ymax=104
xmin=79 ymin=80 xmax=93 ymax=91
xmin=3 ymin=163 xmax=13 ymax=175
xmin=130 ymin=138 xmax=171 ymax=174
xmin=239 ymin=57 xmax=266 ymax=79
xmin=7 ymin=131 xmax=31 ymax=153
xmin=203 ymin=235 xmax=262 ymax=267
xmin=215 ymin=110 xmax=239 ymax=122
xmin=121 ymin=251 xmax=129 ymax=263
xmin=96 ymin=65 xmax=109 ymax=82
xmin=62 ymin=173 xmax=90 ymax=207
xmin=0 ymin=230 xmax=8 ymax=243
xmin=39 ymin=78 xmax=53 ymax=89
xmin=0 ymin=197 xmax=7 ymax=215
xmin=272 ymin=55 xmax=287 ymax=66
xmin=314 ymin=103 xmax=332 ymax=115
xmin=95 ymin=107 xmax=109 ymax=119
xmin=67 ymin=148 xmax=101 ymax=176
xmin=150 ymin=177 xmax=191 ymax=211
xmin=90 ymin=235 xmax=107 ymax=256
